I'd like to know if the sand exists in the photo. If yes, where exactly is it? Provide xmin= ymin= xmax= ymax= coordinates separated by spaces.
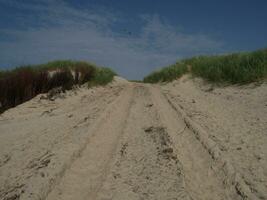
xmin=0 ymin=75 xmax=266 ymax=200
xmin=161 ymin=75 xmax=267 ymax=200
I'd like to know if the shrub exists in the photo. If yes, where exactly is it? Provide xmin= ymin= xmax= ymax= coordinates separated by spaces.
xmin=0 ymin=67 xmax=43 ymax=112
xmin=47 ymin=69 xmax=74 ymax=91
xmin=0 ymin=60 xmax=114 ymax=113
xmin=33 ymin=71 xmax=49 ymax=94
xmin=75 ymin=61 xmax=96 ymax=85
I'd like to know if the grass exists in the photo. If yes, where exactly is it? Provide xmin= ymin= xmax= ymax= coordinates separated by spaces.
xmin=88 ymin=67 xmax=117 ymax=87
xmin=0 ymin=60 xmax=116 ymax=113
xmin=184 ymin=48 xmax=267 ymax=84
xmin=143 ymin=63 xmax=188 ymax=83
xmin=143 ymin=48 xmax=267 ymax=84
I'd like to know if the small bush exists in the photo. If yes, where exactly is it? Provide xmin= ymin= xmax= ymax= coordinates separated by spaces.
xmin=0 ymin=67 xmax=46 ymax=112
xmin=47 ymin=69 xmax=74 ymax=91
xmin=75 ymin=61 xmax=96 ymax=85
xmin=33 ymin=71 xmax=49 ymax=94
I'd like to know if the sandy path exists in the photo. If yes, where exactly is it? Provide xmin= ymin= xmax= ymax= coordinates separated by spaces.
xmin=95 ymin=85 xmax=192 ymax=200
xmin=47 ymin=84 xmax=239 ymax=200
xmin=0 ymin=78 xmax=266 ymax=200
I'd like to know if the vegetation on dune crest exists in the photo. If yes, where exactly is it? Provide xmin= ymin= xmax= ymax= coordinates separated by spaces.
xmin=143 ymin=48 xmax=267 ymax=84
xmin=184 ymin=48 xmax=267 ymax=84
xmin=143 ymin=63 xmax=188 ymax=83
xmin=89 ymin=67 xmax=116 ymax=86
xmin=0 ymin=60 xmax=116 ymax=113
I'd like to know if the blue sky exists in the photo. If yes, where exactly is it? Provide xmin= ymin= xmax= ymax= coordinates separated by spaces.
xmin=0 ymin=0 xmax=266 ymax=79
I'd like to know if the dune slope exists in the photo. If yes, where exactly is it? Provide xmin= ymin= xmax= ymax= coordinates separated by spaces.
xmin=0 ymin=76 xmax=266 ymax=200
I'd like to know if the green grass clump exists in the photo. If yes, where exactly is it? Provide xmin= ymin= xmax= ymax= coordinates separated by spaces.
xmin=143 ymin=63 xmax=188 ymax=83
xmin=89 ymin=67 xmax=116 ymax=87
xmin=184 ymin=48 xmax=267 ymax=84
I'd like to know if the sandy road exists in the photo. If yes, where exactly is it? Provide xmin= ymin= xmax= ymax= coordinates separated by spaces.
xmin=46 ymin=84 xmax=240 ymax=200
xmin=0 ymin=79 xmax=264 ymax=200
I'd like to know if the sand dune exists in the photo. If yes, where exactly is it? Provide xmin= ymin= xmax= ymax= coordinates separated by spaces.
xmin=0 ymin=76 xmax=266 ymax=200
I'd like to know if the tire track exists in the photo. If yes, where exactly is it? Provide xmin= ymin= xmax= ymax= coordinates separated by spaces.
xmin=161 ymin=90 xmax=257 ymax=200
xmin=95 ymin=85 xmax=193 ymax=200
xmin=150 ymin=85 xmax=241 ymax=200
xmin=46 ymin=84 xmax=135 ymax=200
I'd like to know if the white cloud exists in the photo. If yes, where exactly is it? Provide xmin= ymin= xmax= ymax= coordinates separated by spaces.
xmin=0 ymin=0 xmax=224 ymax=79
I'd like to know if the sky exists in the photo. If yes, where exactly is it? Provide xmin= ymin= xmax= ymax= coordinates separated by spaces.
xmin=0 ymin=0 xmax=267 ymax=80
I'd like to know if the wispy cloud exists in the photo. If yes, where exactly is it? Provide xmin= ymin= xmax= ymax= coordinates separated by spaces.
xmin=0 ymin=0 xmax=224 ymax=79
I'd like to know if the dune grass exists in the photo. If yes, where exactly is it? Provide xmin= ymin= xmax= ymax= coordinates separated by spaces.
xmin=0 ymin=60 xmax=116 ymax=113
xmin=88 ymin=67 xmax=116 ymax=87
xmin=184 ymin=48 xmax=267 ymax=84
xmin=143 ymin=48 xmax=267 ymax=84
xmin=143 ymin=63 xmax=188 ymax=83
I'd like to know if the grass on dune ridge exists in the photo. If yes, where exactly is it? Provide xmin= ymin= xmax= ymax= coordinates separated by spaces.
xmin=143 ymin=48 xmax=267 ymax=84
xmin=0 ymin=60 xmax=116 ymax=113
xmin=89 ymin=67 xmax=116 ymax=86
xmin=143 ymin=63 xmax=188 ymax=83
